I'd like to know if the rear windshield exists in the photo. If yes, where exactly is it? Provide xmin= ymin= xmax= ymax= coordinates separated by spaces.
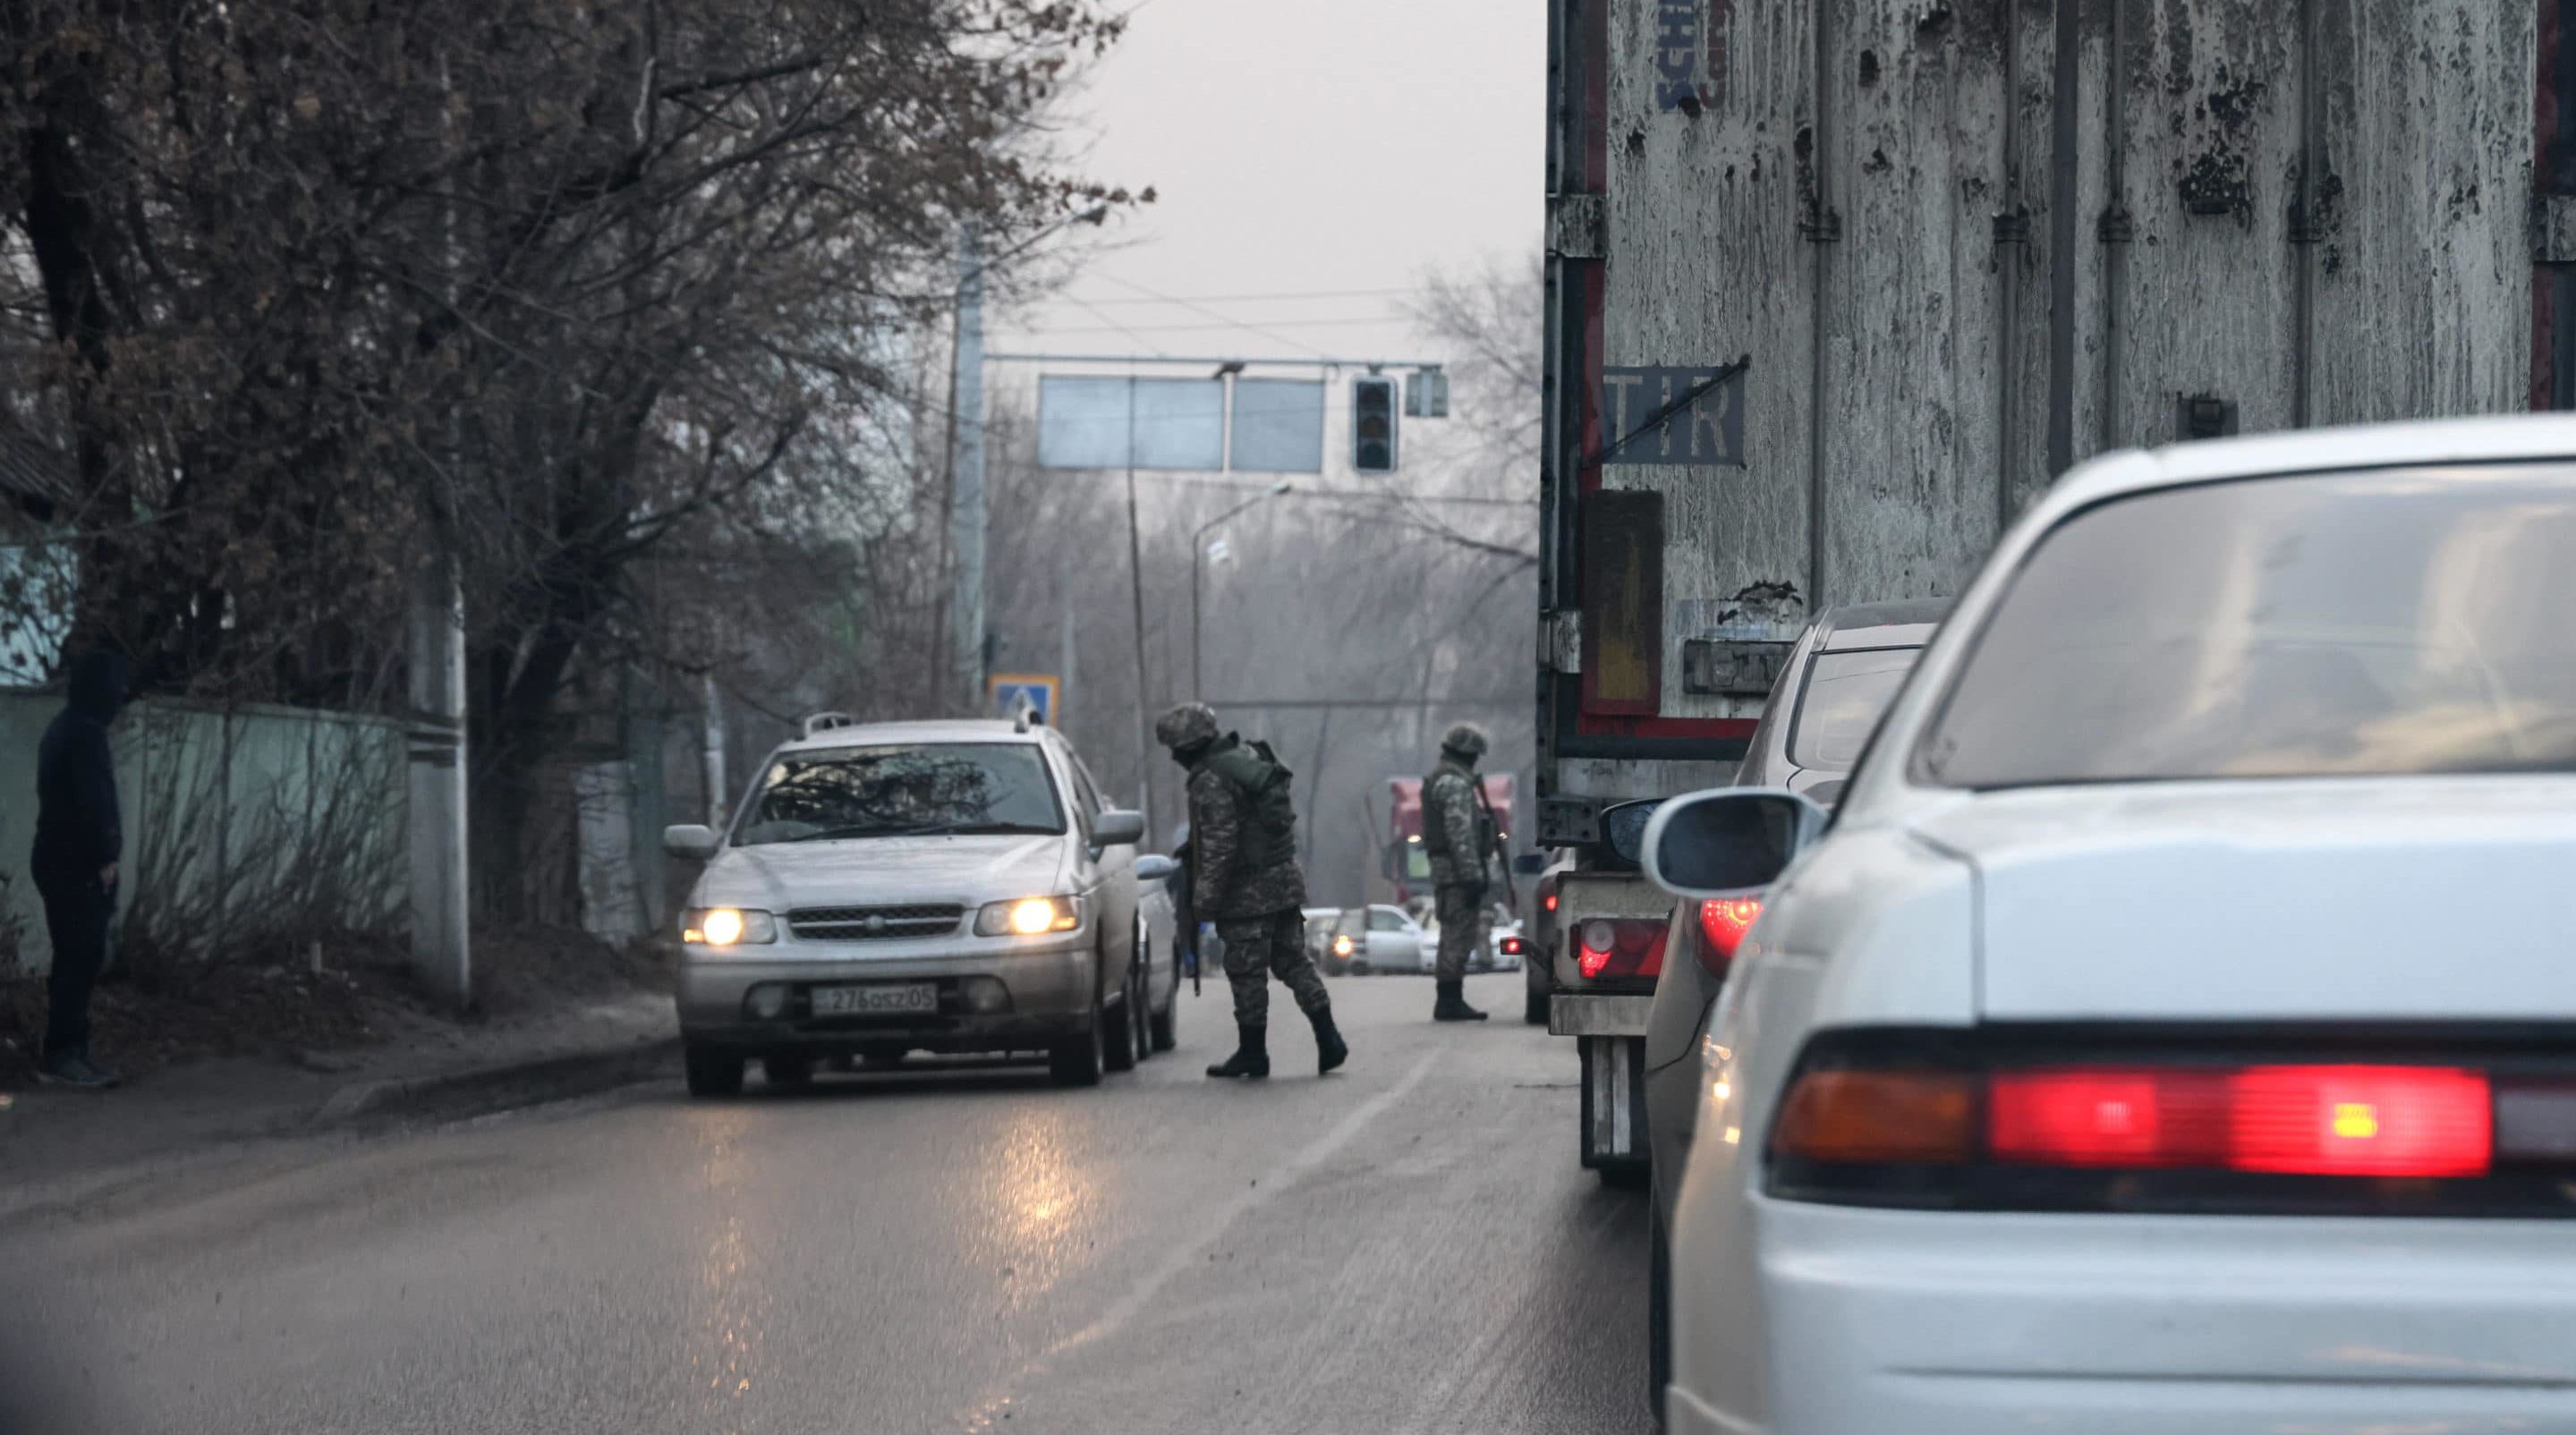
xmin=1788 ymin=648 xmax=1919 ymax=770
xmin=1918 ymin=466 xmax=2576 ymax=786
xmin=735 ymin=743 xmax=1065 ymax=844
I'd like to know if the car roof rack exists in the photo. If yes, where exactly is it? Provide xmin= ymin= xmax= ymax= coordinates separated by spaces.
xmin=801 ymin=711 xmax=863 ymax=740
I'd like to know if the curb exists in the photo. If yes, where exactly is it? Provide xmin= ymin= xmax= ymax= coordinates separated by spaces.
xmin=312 ymin=1036 xmax=680 ymax=1126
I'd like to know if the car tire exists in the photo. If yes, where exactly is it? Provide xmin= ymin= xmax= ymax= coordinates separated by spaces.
xmin=1649 ymin=1198 xmax=1671 ymax=1433
xmin=1126 ymin=964 xmax=1153 ymax=1064
xmin=763 ymin=1055 xmax=815 ymax=1090
xmin=1052 ymin=988 xmax=1107 ymax=1088
xmin=1103 ymin=964 xmax=1141 ymax=1074
xmin=684 ymin=1044 xmax=744 ymax=1099
xmin=1149 ymin=987 xmax=1177 ymax=1052
xmin=1597 ymin=1161 xmax=1651 ymax=1191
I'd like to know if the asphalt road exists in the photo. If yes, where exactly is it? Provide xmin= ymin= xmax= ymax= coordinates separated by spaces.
xmin=0 ymin=972 xmax=1651 ymax=1435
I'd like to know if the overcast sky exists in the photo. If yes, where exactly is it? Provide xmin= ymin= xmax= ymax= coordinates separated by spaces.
xmin=993 ymin=0 xmax=1545 ymax=367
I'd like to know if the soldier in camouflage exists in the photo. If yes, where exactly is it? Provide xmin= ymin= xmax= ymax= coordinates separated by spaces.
xmin=1421 ymin=722 xmax=1501 ymax=1022
xmin=1155 ymin=702 xmax=1348 ymax=1080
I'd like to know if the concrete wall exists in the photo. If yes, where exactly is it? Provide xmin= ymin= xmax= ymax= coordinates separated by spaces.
xmin=1 ymin=692 xmax=407 ymax=974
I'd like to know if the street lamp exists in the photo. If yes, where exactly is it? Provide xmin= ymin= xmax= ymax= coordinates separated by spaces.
xmin=1192 ymin=480 xmax=1294 ymax=696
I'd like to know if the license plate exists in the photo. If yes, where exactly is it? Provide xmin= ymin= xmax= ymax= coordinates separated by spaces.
xmin=810 ymin=983 xmax=938 ymax=1016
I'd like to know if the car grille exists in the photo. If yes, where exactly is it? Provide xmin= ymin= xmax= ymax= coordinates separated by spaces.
xmin=786 ymin=904 xmax=965 ymax=940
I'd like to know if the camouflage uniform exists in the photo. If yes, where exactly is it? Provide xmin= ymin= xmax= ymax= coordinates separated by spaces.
xmin=1186 ymin=741 xmax=1329 ymax=1028
xmin=1421 ymin=753 xmax=1493 ymax=985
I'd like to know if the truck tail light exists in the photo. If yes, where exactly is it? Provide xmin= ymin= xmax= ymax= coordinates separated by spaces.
xmin=1573 ymin=917 xmax=1663 ymax=981
xmin=1764 ymin=1034 xmax=2536 ymax=1214
xmin=1696 ymin=897 xmax=1762 ymax=974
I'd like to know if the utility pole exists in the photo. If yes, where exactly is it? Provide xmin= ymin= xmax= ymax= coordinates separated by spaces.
xmin=701 ymin=672 xmax=728 ymax=826
xmin=1123 ymin=378 xmax=1159 ymax=831
xmin=406 ymin=557 xmax=470 ymax=1006
xmin=947 ymin=225 xmax=989 ymax=713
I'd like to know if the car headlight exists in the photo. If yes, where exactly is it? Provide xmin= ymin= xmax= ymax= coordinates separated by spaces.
xmin=1332 ymin=935 xmax=1354 ymax=956
xmin=684 ymin=908 xmax=777 ymax=946
xmin=975 ymin=896 xmax=1082 ymax=937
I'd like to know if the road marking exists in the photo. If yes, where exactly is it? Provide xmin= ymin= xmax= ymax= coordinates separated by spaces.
xmin=956 ymin=1050 xmax=1442 ymax=1431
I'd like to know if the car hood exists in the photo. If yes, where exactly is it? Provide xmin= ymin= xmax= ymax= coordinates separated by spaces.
xmin=691 ymin=834 xmax=1073 ymax=913
xmin=1908 ymin=778 xmax=2576 ymax=1023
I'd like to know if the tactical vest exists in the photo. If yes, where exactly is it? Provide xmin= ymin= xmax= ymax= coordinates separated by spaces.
xmin=1420 ymin=768 xmax=1499 ymax=864
xmin=1203 ymin=739 xmax=1298 ymax=870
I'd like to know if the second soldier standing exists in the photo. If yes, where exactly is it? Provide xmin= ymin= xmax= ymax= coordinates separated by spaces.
xmin=1155 ymin=703 xmax=1348 ymax=1080
xmin=1421 ymin=722 xmax=1501 ymax=1023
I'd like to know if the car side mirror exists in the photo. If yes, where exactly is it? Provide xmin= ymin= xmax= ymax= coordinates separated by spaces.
xmin=1135 ymin=853 xmax=1178 ymax=881
xmin=1510 ymin=852 xmax=1548 ymax=877
xmin=663 ymin=824 xmax=720 ymax=860
xmin=1641 ymin=788 xmax=1825 ymax=900
xmin=1093 ymin=810 xmax=1146 ymax=848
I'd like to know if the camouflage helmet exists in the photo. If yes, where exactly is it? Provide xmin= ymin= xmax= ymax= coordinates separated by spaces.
xmin=1155 ymin=701 xmax=1220 ymax=751
xmin=1441 ymin=721 xmax=1491 ymax=759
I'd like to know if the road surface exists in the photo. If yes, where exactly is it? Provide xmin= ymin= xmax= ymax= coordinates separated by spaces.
xmin=0 ymin=972 xmax=1651 ymax=1434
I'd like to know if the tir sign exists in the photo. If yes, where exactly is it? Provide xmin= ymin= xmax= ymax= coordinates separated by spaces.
xmin=1352 ymin=376 xmax=1399 ymax=474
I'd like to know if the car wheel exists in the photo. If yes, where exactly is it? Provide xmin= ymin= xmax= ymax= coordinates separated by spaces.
xmin=1103 ymin=964 xmax=1140 ymax=1074
xmin=1052 ymin=985 xmax=1107 ymax=1087
xmin=1649 ymin=1198 xmax=1671 ymax=1433
xmin=763 ymin=1055 xmax=815 ymax=1090
xmin=684 ymin=1043 xmax=744 ymax=1099
xmin=1130 ymin=966 xmax=1154 ymax=1061
xmin=1597 ymin=1161 xmax=1650 ymax=1191
xmin=1149 ymin=983 xmax=1177 ymax=1052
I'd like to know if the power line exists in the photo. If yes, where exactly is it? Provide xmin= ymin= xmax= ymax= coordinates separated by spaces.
xmin=1003 ymin=313 xmax=1404 ymax=335
xmin=1096 ymin=273 xmax=1332 ymax=359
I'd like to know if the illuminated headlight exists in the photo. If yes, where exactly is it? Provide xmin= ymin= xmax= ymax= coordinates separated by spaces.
xmin=974 ymin=896 xmax=1082 ymax=937
xmin=684 ymin=908 xmax=777 ymax=947
xmin=1331 ymin=935 xmax=1355 ymax=957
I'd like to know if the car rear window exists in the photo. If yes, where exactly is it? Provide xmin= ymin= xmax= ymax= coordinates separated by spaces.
xmin=1918 ymin=465 xmax=2576 ymax=786
xmin=1787 ymin=648 xmax=1919 ymax=770
xmin=735 ymin=743 xmax=1065 ymax=844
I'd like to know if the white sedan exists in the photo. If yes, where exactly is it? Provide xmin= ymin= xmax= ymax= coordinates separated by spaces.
xmin=1645 ymin=416 xmax=2576 ymax=1435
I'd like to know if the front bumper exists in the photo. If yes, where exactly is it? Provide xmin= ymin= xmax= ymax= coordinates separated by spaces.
xmin=677 ymin=938 xmax=1096 ymax=1054
xmin=1670 ymin=1199 xmax=2576 ymax=1435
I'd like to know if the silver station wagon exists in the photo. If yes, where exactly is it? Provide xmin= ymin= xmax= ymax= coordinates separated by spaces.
xmin=663 ymin=715 xmax=1175 ymax=1096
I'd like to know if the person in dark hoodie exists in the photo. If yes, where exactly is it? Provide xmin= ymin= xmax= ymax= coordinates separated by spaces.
xmin=30 ymin=647 xmax=130 ymax=1089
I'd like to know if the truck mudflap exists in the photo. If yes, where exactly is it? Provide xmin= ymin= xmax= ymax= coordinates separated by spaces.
xmin=1578 ymin=1032 xmax=1649 ymax=1172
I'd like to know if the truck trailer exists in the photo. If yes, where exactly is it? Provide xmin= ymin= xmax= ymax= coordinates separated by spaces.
xmin=1535 ymin=0 xmax=2557 ymax=1181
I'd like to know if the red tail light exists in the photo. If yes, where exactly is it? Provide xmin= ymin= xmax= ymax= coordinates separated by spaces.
xmin=1767 ymin=1040 xmax=2519 ymax=1213
xmin=1500 ymin=936 xmax=1526 ymax=955
xmin=1696 ymin=897 xmax=1762 ymax=974
xmin=1572 ymin=917 xmax=1663 ymax=981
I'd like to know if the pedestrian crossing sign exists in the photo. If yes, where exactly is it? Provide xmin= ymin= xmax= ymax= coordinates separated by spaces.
xmin=988 ymin=674 xmax=1058 ymax=726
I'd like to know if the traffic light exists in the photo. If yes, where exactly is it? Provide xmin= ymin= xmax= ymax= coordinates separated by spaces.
xmin=1353 ymin=375 xmax=1399 ymax=474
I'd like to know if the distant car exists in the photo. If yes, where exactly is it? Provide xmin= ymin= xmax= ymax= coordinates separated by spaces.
xmin=1523 ymin=856 xmax=1570 ymax=1023
xmin=664 ymin=715 xmax=1164 ymax=1096
xmin=1303 ymin=906 xmax=1347 ymax=973
xmin=1657 ymin=420 xmax=2576 ymax=1435
xmin=1636 ymin=599 xmax=1942 ymax=1418
xmin=1328 ymin=904 xmax=1427 ymax=974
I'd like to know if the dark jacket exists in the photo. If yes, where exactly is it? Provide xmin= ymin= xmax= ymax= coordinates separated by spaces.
xmin=32 ymin=650 xmax=129 ymax=878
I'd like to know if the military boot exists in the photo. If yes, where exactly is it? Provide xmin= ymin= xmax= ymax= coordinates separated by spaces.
xmin=1308 ymin=1007 xmax=1349 ymax=1074
xmin=1433 ymin=983 xmax=1490 ymax=1023
xmin=1205 ymin=1023 xmax=1271 ymax=1079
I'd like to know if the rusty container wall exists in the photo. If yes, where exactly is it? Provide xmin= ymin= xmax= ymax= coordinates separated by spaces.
xmin=1552 ymin=0 xmax=2542 ymax=784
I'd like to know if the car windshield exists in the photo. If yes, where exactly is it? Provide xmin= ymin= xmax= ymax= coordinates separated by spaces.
xmin=1787 ymin=647 xmax=1919 ymax=770
xmin=733 ymin=743 xmax=1065 ymax=844
xmin=1919 ymin=465 xmax=2576 ymax=786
